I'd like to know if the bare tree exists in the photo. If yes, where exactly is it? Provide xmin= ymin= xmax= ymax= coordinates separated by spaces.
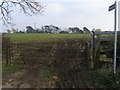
xmin=0 ymin=0 xmax=45 ymax=26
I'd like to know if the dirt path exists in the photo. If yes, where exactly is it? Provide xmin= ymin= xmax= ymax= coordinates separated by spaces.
xmin=2 ymin=41 xmax=87 ymax=88
xmin=2 ymin=66 xmax=57 ymax=88
xmin=2 ymin=39 xmax=88 ymax=88
xmin=2 ymin=65 xmax=88 ymax=88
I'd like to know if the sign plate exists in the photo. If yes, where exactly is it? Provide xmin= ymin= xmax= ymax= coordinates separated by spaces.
xmin=109 ymin=3 xmax=116 ymax=11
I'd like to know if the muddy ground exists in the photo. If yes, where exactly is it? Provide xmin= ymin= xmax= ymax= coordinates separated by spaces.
xmin=2 ymin=39 xmax=89 ymax=88
xmin=2 ymin=65 xmax=88 ymax=88
xmin=2 ymin=65 xmax=57 ymax=88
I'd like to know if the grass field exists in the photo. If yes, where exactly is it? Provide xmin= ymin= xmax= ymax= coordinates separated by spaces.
xmin=3 ymin=33 xmax=91 ymax=43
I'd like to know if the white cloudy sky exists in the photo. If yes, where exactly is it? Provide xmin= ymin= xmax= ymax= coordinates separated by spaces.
xmin=1 ymin=0 xmax=120 ymax=32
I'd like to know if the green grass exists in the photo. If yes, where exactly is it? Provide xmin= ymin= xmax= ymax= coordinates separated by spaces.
xmin=2 ymin=62 xmax=21 ymax=74
xmin=83 ymin=65 xmax=120 ymax=88
xmin=3 ymin=33 xmax=91 ymax=43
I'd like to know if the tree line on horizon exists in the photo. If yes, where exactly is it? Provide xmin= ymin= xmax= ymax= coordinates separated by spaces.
xmin=6 ymin=25 xmax=92 ymax=34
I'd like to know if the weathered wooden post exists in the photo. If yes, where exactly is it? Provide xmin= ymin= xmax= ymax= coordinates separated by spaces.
xmin=91 ymin=31 xmax=95 ymax=68
xmin=85 ymin=42 xmax=91 ymax=69
xmin=91 ymin=32 xmax=101 ymax=69
xmin=94 ymin=34 xmax=101 ymax=68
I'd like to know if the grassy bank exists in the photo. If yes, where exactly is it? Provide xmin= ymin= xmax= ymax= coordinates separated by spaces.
xmin=82 ymin=65 xmax=120 ymax=88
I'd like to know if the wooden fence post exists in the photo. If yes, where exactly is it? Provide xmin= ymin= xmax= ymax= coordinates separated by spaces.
xmin=91 ymin=32 xmax=101 ymax=69
xmin=91 ymin=31 xmax=95 ymax=68
xmin=85 ymin=42 xmax=91 ymax=69
xmin=94 ymin=34 xmax=101 ymax=69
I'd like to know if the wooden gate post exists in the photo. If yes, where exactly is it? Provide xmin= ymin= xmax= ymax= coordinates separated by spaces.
xmin=94 ymin=34 xmax=101 ymax=69
xmin=85 ymin=42 xmax=91 ymax=69
xmin=91 ymin=32 xmax=101 ymax=69
xmin=91 ymin=31 xmax=95 ymax=68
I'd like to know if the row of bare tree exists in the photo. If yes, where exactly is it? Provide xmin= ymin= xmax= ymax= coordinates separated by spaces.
xmin=0 ymin=0 xmax=45 ymax=26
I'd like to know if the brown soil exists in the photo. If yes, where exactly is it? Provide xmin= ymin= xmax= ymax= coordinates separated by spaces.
xmin=2 ymin=65 xmax=57 ymax=88
xmin=2 ymin=65 xmax=88 ymax=88
xmin=2 ymin=39 xmax=89 ymax=88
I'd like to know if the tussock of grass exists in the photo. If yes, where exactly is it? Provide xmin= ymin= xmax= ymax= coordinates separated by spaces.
xmin=83 ymin=65 xmax=120 ymax=88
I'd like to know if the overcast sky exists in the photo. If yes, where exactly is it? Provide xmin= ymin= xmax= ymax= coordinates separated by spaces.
xmin=1 ymin=0 xmax=120 ymax=32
